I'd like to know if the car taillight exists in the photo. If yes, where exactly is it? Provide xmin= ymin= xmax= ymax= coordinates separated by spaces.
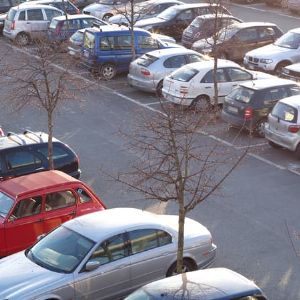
xmin=141 ymin=68 xmax=150 ymax=76
xmin=10 ymin=20 xmax=15 ymax=30
xmin=244 ymin=107 xmax=253 ymax=120
xmin=179 ymin=86 xmax=188 ymax=96
xmin=288 ymin=125 xmax=300 ymax=133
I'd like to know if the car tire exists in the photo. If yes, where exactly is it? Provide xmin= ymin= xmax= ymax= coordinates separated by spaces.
xmin=156 ymin=80 xmax=163 ymax=98
xmin=274 ymin=62 xmax=290 ymax=75
xmin=268 ymin=140 xmax=281 ymax=149
xmin=99 ymin=63 xmax=117 ymax=80
xmin=254 ymin=118 xmax=267 ymax=138
xmin=15 ymin=32 xmax=30 ymax=46
xmin=166 ymin=259 xmax=196 ymax=277
xmin=103 ymin=13 xmax=113 ymax=21
xmin=190 ymin=95 xmax=211 ymax=112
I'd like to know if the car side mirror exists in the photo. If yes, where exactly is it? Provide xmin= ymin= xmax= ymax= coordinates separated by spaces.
xmin=85 ymin=260 xmax=101 ymax=272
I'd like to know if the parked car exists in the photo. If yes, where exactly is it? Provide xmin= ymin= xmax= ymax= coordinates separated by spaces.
xmin=288 ymin=0 xmax=300 ymax=13
xmin=0 ymin=0 xmax=26 ymax=13
xmin=281 ymin=62 xmax=300 ymax=81
xmin=108 ymin=0 xmax=183 ymax=26
xmin=0 ymin=130 xmax=81 ymax=180
xmin=221 ymin=78 xmax=300 ymax=137
xmin=125 ymin=268 xmax=268 ymax=300
xmin=3 ymin=4 xmax=63 ymax=45
xmin=0 ymin=207 xmax=216 ymax=299
xmin=244 ymin=27 xmax=300 ymax=75
xmin=192 ymin=22 xmax=283 ymax=62
xmin=162 ymin=59 xmax=275 ymax=110
xmin=83 ymin=0 xmax=143 ymax=21
xmin=135 ymin=3 xmax=231 ymax=41
xmin=81 ymin=26 xmax=182 ymax=79
xmin=128 ymin=48 xmax=209 ymax=96
xmin=48 ymin=14 xmax=107 ymax=42
xmin=182 ymin=14 xmax=242 ymax=49
xmin=265 ymin=95 xmax=300 ymax=157
xmin=22 ymin=0 xmax=80 ymax=14
xmin=0 ymin=170 xmax=106 ymax=257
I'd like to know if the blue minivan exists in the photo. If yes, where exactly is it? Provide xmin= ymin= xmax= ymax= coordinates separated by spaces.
xmin=81 ymin=26 xmax=181 ymax=79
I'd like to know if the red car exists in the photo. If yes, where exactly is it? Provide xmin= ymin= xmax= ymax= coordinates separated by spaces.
xmin=0 ymin=170 xmax=106 ymax=257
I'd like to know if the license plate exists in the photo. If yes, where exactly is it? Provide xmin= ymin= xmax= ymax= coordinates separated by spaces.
xmin=227 ymin=106 xmax=238 ymax=113
xmin=247 ymin=64 xmax=255 ymax=70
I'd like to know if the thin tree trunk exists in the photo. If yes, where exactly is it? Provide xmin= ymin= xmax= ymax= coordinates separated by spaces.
xmin=176 ymin=202 xmax=186 ymax=273
xmin=48 ymin=111 xmax=54 ymax=170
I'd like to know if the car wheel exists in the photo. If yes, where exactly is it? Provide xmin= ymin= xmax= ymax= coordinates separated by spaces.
xmin=254 ymin=118 xmax=267 ymax=138
xmin=190 ymin=95 xmax=211 ymax=112
xmin=275 ymin=62 xmax=290 ymax=75
xmin=166 ymin=259 xmax=196 ymax=277
xmin=99 ymin=64 xmax=117 ymax=80
xmin=156 ymin=80 xmax=163 ymax=98
xmin=268 ymin=140 xmax=281 ymax=149
xmin=103 ymin=13 xmax=113 ymax=21
xmin=15 ymin=33 xmax=30 ymax=46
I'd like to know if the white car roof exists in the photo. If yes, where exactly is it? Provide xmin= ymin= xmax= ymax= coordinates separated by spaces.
xmin=279 ymin=95 xmax=300 ymax=109
xmin=285 ymin=62 xmax=300 ymax=71
xmin=63 ymin=207 xmax=210 ymax=242
xmin=239 ymin=78 xmax=296 ymax=90
xmin=14 ymin=3 xmax=62 ymax=10
xmin=182 ymin=59 xmax=240 ymax=71
xmin=53 ymin=14 xmax=98 ymax=20
xmin=144 ymin=47 xmax=203 ymax=58
xmin=290 ymin=27 xmax=300 ymax=34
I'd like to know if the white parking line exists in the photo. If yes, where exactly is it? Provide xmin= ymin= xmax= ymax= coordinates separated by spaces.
xmin=7 ymin=43 xmax=299 ymax=176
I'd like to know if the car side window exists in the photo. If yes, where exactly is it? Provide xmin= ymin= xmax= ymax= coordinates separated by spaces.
xmin=138 ymin=35 xmax=159 ymax=49
xmin=11 ymin=196 xmax=42 ymax=219
xmin=45 ymin=190 xmax=76 ymax=211
xmin=201 ymin=69 xmax=227 ymax=83
xmin=88 ymin=234 xmax=127 ymax=266
xmin=77 ymin=188 xmax=92 ymax=203
xmin=187 ymin=53 xmax=203 ymax=63
xmin=288 ymin=86 xmax=300 ymax=96
xmin=176 ymin=9 xmax=192 ymax=21
xmin=63 ymin=19 xmax=81 ymax=30
xmin=27 ymin=9 xmax=44 ymax=21
xmin=100 ymin=36 xmax=114 ymax=51
xmin=5 ymin=150 xmax=42 ymax=170
xmin=129 ymin=229 xmax=171 ymax=255
xmin=163 ymin=55 xmax=186 ymax=68
xmin=45 ymin=8 xmax=62 ymax=20
xmin=37 ymin=144 xmax=69 ymax=161
xmin=226 ymin=68 xmax=252 ymax=82
xmin=18 ymin=10 xmax=25 ymax=20
xmin=263 ymin=87 xmax=288 ymax=106
xmin=258 ymin=27 xmax=275 ymax=40
xmin=82 ymin=18 xmax=97 ymax=27
xmin=198 ymin=7 xmax=210 ymax=15
xmin=235 ymin=28 xmax=258 ymax=42
xmin=115 ymin=35 xmax=131 ymax=50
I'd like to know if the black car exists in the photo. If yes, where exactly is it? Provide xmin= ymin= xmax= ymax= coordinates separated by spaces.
xmin=221 ymin=78 xmax=300 ymax=137
xmin=0 ymin=130 xmax=81 ymax=180
xmin=135 ymin=3 xmax=231 ymax=41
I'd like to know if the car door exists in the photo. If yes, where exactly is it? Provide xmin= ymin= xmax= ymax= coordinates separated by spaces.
xmin=225 ymin=67 xmax=253 ymax=90
xmin=128 ymin=228 xmax=174 ymax=293
xmin=4 ymin=196 xmax=44 ymax=255
xmin=26 ymin=8 xmax=47 ymax=38
xmin=257 ymin=26 xmax=277 ymax=48
xmin=74 ymin=233 xmax=131 ymax=300
xmin=42 ymin=189 xmax=77 ymax=233
xmin=162 ymin=54 xmax=187 ymax=77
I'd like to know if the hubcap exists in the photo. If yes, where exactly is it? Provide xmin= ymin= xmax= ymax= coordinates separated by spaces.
xmin=102 ymin=66 xmax=115 ymax=80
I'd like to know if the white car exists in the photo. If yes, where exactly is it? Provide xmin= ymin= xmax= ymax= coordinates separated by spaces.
xmin=0 ymin=208 xmax=216 ymax=300
xmin=244 ymin=27 xmax=300 ymax=74
xmin=162 ymin=59 xmax=275 ymax=109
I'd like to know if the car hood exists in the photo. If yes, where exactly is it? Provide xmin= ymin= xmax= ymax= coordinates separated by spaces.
xmin=0 ymin=251 xmax=72 ymax=298
xmin=246 ymin=43 xmax=296 ymax=58
xmin=83 ymin=3 xmax=110 ymax=12
xmin=135 ymin=16 xmax=165 ymax=27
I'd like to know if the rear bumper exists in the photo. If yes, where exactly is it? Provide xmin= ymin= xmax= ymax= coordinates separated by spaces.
xmin=127 ymin=74 xmax=157 ymax=93
xmin=197 ymin=243 xmax=217 ymax=269
xmin=221 ymin=110 xmax=253 ymax=130
xmin=162 ymin=90 xmax=193 ymax=106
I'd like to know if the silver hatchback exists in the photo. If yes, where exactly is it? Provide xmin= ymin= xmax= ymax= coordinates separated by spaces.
xmin=265 ymin=95 xmax=300 ymax=157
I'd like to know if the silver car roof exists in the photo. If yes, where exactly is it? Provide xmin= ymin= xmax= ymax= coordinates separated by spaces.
xmin=279 ymin=95 xmax=300 ymax=109
xmin=239 ymin=78 xmax=296 ymax=90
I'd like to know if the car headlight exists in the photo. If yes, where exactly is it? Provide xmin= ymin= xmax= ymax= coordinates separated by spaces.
xmin=260 ymin=58 xmax=273 ymax=64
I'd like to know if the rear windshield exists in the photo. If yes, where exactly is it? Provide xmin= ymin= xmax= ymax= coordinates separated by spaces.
xmin=227 ymin=86 xmax=255 ymax=104
xmin=271 ymin=102 xmax=298 ymax=123
xmin=169 ymin=66 xmax=199 ymax=82
xmin=0 ymin=192 xmax=14 ymax=218
xmin=136 ymin=54 xmax=158 ymax=67
xmin=84 ymin=31 xmax=95 ymax=49
xmin=49 ymin=19 xmax=60 ymax=29
xmin=7 ymin=8 xmax=17 ymax=21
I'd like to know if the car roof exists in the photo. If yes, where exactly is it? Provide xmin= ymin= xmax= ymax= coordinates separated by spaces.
xmin=0 ymin=170 xmax=79 ymax=199
xmin=290 ymin=27 xmax=300 ymax=34
xmin=144 ymin=47 xmax=202 ymax=58
xmin=183 ymin=59 xmax=240 ymax=71
xmin=22 ymin=0 xmax=70 ymax=4
xmin=134 ymin=268 xmax=263 ymax=299
xmin=279 ymin=95 xmax=300 ymax=109
xmin=0 ymin=131 xmax=58 ymax=150
xmin=239 ymin=78 xmax=296 ymax=90
xmin=228 ymin=21 xmax=277 ymax=29
xmin=284 ymin=62 xmax=300 ymax=71
xmin=170 ymin=3 xmax=224 ymax=10
xmin=194 ymin=13 xmax=238 ymax=20
xmin=16 ymin=3 xmax=62 ymax=9
xmin=86 ymin=25 xmax=148 ymax=34
xmin=146 ymin=0 xmax=183 ymax=4
xmin=53 ymin=14 xmax=97 ymax=20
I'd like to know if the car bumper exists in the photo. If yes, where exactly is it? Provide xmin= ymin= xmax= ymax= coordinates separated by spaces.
xmin=163 ymin=91 xmax=193 ymax=106
xmin=3 ymin=29 xmax=15 ymax=39
xmin=127 ymin=74 xmax=157 ymax=93
xmin=197 ymin=243 xmax=217 ymax=269
xmin=221 ymin=110 xmax=253 ymax=130
xmin=243 ymin=59 xmax=276 ymax=72
xmin=265 ymin=123 xmax=299 ymax=151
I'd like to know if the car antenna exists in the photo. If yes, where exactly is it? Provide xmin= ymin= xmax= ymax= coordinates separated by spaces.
xmin=7 ymin=132 xmax=25 ymax=145
xmin=23 ymin=130 xmax=43 ymax=143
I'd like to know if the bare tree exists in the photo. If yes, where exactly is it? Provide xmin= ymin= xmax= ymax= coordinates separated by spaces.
xmin=111 ymin=101 xmax=248 ymax=274
xmin=0 ymin=40 xmax=89 ymax=169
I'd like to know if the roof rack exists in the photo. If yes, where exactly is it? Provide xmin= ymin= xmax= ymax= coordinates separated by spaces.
xmin=23 ymin=130 xmax=43 ymax=143
xmin=7 ymin=132 xmax=26 ymax=145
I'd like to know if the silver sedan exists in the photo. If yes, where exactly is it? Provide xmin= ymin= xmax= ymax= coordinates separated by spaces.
xmin=128 ymin=47 xmax=209 ymax=96
xmin=0 ymin=208 xmax=216 ymax=300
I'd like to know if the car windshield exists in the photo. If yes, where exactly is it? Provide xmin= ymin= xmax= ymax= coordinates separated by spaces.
xmin=274 ymin=31 xmax=300 ymax=49
xmin=228 ymin=86 xmax=255 ymax=104
xmin=271 ymin=102 xmax=298 ymax=123
xmin=84 ymin=31 xmax=95 ymax=49
xmin=27 ymin=226 xmax=95 ymax=273
xmin=169 ymin=66 xmax=199 ymax=82
xmin=136 ymin=53 xmax=158 ymax=67
xmin=218 ymin=26 xmax=238 ymax=41
xmin=0 ymin=192 xmax=14 ymax=218
xmin=157 ymin=6 xmax=178 ymax=20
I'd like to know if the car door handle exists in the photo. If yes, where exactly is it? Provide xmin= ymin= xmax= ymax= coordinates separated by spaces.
xmin=204 ymin=86 xmax=212 ymax=89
